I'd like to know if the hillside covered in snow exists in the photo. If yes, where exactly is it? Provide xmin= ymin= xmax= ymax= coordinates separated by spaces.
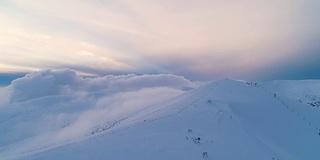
xmin=261 ymin=80 xmax=320 ymax=108
xmin=0 ymin=70 xmax=320 ymax=160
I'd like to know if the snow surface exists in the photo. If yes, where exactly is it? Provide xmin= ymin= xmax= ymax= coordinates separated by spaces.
xmin=1 ymin=79 xmax=320 ymax=160
xmin=260 ymin=80 xmax=320 ymax=108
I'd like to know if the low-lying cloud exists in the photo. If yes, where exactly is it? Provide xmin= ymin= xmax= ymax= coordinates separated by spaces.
xmin=2 ymin=69 xmax=201 ymax=104
xmin=0 ymin=69 xmax=204 ymax=153
xmin=53 ymin=87 xmax=183 ymax=142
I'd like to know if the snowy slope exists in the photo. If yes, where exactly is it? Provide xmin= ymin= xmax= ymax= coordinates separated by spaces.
xmin=260 ymin=80 xmax=320 ymax=108
xmin=1 ymin=79 xmax=320 ymax=160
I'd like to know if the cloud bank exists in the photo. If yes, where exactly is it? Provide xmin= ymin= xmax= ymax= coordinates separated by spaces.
xmin=0 ymin=69 xmax=203 ymax=151
xmin=2 ymin=69 xmax=200 ymax=104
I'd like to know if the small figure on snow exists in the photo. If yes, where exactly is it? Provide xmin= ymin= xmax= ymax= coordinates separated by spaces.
xmin=188 ymin=129 xmax=193 ymax=133
xmin=202 ymin=152 xmax=208 ymax=158
xmin=194 ymin=137 xmax=201 ymax=143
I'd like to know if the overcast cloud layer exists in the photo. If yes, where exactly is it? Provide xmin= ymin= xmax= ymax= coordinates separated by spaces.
xmin=0 ymin=0 xmax=319 ymax=81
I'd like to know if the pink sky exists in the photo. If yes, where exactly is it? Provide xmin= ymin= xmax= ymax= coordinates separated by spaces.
xmin=0 ymin=0 xmax=319 ymax=81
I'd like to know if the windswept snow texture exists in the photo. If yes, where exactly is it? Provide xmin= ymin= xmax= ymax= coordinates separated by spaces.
xmin=0 ymin=74 xmax=320 ymax=160
xmin=260 ymin=80 xmax=320 ymax=108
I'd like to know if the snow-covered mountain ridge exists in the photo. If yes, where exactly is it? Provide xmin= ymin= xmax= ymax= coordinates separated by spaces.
xmin=260 ymin=80 xmax=320 ymax=108
xmin=1 ymin=79 xmax=320 ymax=160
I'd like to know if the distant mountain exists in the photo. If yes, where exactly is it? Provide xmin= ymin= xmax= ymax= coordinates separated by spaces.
xmin=1 ymin=79 xmax=320 ymax=160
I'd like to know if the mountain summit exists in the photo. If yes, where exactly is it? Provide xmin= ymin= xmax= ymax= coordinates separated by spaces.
xmin=1 ymin=79 xmax=320 ymax=160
